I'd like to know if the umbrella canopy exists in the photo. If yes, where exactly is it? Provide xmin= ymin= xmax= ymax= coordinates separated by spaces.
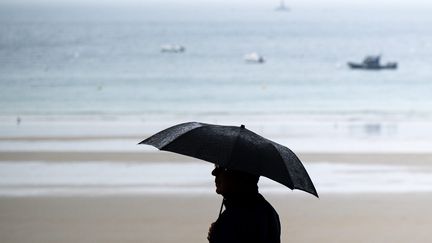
xmin=139 ymin=122 xmax=318 ymax=197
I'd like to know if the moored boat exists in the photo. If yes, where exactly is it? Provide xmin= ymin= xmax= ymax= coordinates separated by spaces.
xmin=244 ymin=52 xmax=265 ymax=63
xmin=348 ymin=55 xmax=397 ymax=70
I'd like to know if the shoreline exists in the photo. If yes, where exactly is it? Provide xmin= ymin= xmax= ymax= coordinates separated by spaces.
xmin=2 ymin=151 xmax=432 ymax=165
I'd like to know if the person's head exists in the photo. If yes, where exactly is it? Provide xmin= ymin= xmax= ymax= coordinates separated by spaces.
xmin=211 ymin=166 xmax=259 ymax=197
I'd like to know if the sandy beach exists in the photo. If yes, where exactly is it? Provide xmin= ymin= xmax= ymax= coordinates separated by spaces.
xmin=1 ymin=193 xmax=432 ymax=243
xmin=2 ymin=124 xmax=432 ymax=242
xmin=1 ymin=149 xmax=432 ymax=242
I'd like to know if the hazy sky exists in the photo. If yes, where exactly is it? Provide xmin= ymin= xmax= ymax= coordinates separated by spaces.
xmin=1 ymin=0 xmax=431 ymax=7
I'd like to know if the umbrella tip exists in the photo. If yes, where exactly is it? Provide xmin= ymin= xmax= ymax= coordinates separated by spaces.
xmin=240 ymin=124 xmax=245 ymax=129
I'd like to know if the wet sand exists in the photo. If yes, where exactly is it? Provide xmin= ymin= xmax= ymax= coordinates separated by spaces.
xmin=3 ymin=151 xmax=432 ymax=166
xmin=1 ymin=193 xmax=432 ymax=243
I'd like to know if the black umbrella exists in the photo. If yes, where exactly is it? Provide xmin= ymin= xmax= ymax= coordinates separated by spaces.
xmin=139 ymin=122 xmax=318 ymax=197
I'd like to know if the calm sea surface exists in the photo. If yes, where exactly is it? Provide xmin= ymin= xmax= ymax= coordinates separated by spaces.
xmin=1 ymin=4 xmax=432 ymax=120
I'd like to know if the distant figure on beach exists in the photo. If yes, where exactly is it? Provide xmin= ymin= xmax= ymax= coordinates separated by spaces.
xmin=16 ymin=116 xmax=21 ymax=126
xmin=207 ymin=166 xmax=281 ymax=243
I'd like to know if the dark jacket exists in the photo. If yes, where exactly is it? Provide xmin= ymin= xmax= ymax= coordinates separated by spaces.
xmin=208 ymin=193 xmax=281 ymax=243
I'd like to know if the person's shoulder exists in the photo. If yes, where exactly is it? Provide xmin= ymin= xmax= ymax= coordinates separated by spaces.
xmin=255 ymin=194 xmax=281 ymax=231
xmin=256 ymin=193 xmax=272 ymax=206
xmin=256 ymin=194 xmax=279 ymax=214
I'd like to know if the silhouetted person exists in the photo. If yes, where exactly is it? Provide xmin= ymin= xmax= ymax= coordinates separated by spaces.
xmin=208 ymin=166 xmax=281 ymax=243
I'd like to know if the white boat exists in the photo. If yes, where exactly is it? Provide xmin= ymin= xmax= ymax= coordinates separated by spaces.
xmin=244 ymin=52 xmax=265 ymax=63
xmin=160 ymin=44 xmax=185 ymax=53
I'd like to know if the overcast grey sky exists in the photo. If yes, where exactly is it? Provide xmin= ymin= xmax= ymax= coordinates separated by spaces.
xmin=1 ymin=0 xmax=431 ymax=7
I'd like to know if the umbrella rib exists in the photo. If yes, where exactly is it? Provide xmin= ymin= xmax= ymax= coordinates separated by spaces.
xmin=224 ymin=127 xmax=243 ymax=168
xmin=267 ymin=142 xmax=294 ymax=189
xmin=268 ymin=142 xmax=318 ymax=197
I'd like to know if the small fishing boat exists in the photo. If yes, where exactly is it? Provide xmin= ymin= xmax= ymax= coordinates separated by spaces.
xmin=348 ymin=55 xmax=397 ymax=70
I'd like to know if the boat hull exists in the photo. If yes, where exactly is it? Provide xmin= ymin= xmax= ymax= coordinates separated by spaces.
xmin=348 ymin=62 xmax=397 ymax=70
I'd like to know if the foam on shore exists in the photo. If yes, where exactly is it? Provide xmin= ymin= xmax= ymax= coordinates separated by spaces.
xmin=1 ymin=161 xmax=432 ymax=196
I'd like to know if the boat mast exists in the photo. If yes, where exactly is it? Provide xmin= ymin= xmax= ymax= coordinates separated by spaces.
xmin=280 ymin=0 xmax=285 ymax=9
xmin=276 ymin=0 xmax=288 ymax=11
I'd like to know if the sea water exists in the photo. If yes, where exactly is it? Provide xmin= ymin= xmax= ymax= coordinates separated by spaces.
xmin=1 ymin=4 xmax=432 ymax=120
xmin=1 ymin=3 xmax=432 ymax=151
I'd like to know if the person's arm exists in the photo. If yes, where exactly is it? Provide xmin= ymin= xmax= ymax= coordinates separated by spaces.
xmin=207 ymin=212 xmax=238 ymax=243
